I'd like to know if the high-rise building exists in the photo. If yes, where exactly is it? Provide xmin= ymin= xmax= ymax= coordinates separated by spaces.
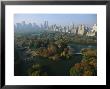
xmin=92 ymin=24 xmax=97 ymax=32
xmin=77 ymin=24 xmax=85 ymax=35
xmin=86 ymin=24 xmax=97 ymax=36
xmin=71 ymin=24 xmax=77 ymax=34
xmin=44 ymin=21 xmax=48 ymax=29
xmin=16 ymin=23 xmax=22 ymax=30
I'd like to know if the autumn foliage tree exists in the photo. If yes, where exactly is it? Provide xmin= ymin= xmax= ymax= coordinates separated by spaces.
xmin=70 ymin=48 xmax=97 ymax=76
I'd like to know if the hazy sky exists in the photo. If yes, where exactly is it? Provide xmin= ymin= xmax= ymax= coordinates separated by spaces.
xmin=14 ymin=14 xmax=97 ymax=27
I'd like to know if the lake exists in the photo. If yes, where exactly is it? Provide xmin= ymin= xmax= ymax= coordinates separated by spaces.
xmin=68 ymin=43 xmax=97 ymax=53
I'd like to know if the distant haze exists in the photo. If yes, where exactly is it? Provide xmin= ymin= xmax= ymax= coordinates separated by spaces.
xmin=14 ymin=14 xmax=97 ymax=27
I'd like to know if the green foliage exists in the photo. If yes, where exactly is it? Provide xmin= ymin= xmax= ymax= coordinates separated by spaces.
xmin=70 ymin=66 xmax=81 ymax=76
xmin=31 ymin=71 xmax=40 ymax=76
xmin=28 ymin=63 xmax=48 ymax=76
xmin=28 ymin=64 xmax=41 ymax=76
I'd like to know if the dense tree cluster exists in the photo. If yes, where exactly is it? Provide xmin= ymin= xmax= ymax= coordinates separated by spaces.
xmin=70 ymin=48 xmax=97 ymax=76
xmin=14 ymin=31 xmax=97 ymax=76
xmin=15 ymin=32 xmax=96 ymax=61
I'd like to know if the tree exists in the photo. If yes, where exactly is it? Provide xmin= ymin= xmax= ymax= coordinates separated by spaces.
xmin=28 ymin=64 xmax=41 ymax=76
xmin=28 ymin=63 xmax=48 ymax=76
xmin=70 ymin=48 xmax=97 ymax=76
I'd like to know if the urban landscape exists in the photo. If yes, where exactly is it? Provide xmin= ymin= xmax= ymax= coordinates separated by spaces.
xmin=15 ymin=20 xmax=97 ymax=36
xmin=14 ymin=14 xmax=97 ymax=76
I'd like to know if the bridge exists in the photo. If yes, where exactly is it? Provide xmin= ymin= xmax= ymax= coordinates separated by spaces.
xmin=75 ymin=53 xmax=82 ymax=55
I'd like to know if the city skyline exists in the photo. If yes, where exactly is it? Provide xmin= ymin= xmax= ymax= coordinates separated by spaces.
xmin=14 ymin=14 xmax=97 ymax=27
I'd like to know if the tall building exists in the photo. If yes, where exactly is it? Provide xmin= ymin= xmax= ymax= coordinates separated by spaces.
xmin=46 ymin=21 xmax=48 ymax=28
xmin=22 ymin=21 xmax=26 ymax=26
xmin=91 ymin=24 xmax=97 ymax=32
xmin=86 ymin=24 xmax=97 ymax=36
xmin=44 ymin=21 xmax=48 ymax=29
xmin=77 ymin=24 xmax=85 ymax=35
xmin=16 ymin=23 xmax=22 ymax=30
xmin=71 ymin=24 xmax=77 ymax=34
